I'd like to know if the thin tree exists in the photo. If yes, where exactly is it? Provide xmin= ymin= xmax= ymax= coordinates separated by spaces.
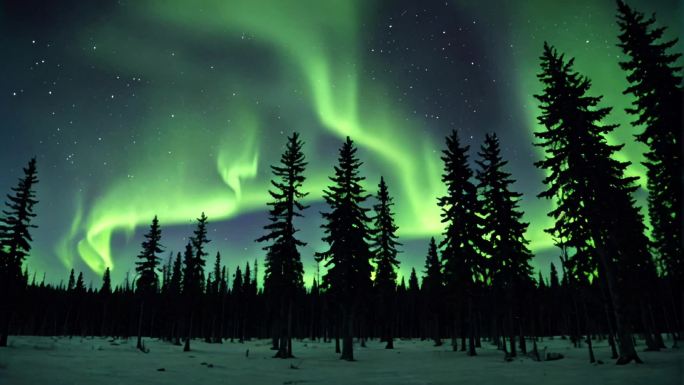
xmin=257 ymin=132 xmax=308 ymax=358
xmin=316 ymin=136 xmax=373 ymax=361
xmin=181 ymin=213 xmax=209 ymax=351
xmin=134 ymin=216 xmax=163 ymax=351
xmin=422 ymin=237 xmax=443 ymax=346
xmin=370 ymin=177 xmax=401 ymax=349
xmin=0 ymin=158 xmax=39 ymax=347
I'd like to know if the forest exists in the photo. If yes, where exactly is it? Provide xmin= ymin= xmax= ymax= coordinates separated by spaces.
xmin=0 ymin=0 xmax=681 ymax=369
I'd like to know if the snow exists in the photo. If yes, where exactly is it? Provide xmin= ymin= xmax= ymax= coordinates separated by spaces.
xmin=0 ymin=336 xmax=681 ymax=385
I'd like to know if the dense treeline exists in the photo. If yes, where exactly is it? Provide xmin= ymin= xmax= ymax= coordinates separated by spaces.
xmin=0 ymin=1 xmax=681 ymax=365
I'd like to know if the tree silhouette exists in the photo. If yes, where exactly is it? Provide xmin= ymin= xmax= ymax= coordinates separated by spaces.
xmin=438 ymin=130 xmax=483 ymax=356
xmin=316 ymin=136 xmax=372 ymax=361
xmin=422 ymin=237 xmax=444 ymax=346
xmin=534 ymin=42 xmax=647 ymax=364
xmin=0 ymin=157 xmax=38 ymax=347
xmin=616 ymin=0 xmax=682 ymax=327
xmin=135 ymin=216 xmax=163 ymax=294
xmin=257 ymin=132 xmax=308 ymax=358
xmin=134 ymin=216 xmax=163 ymax=351
xmin=476 ymin=132 xmax=534 ymax=357
xmin=370 ymin=177 xmax=401 ymax=349
xmin=181 ymin=212 xmax=210 ymax=352
xmin=100 ymin=267 xmax=112 ymax=295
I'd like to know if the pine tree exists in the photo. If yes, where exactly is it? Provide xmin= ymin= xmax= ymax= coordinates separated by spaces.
xmin=370 ymin=177 xmax=401 ymax=349
xmin=190 ymin=213 xmax=210 ymax=282
xmin=75 ymin=272 xmax=85 ymax=293
xmin=212 ymin=252 xmax=222 ymax=295
xmin=181 ymin=214 xmax=209 ymax=354
xmin=134 ymin=216 xmax=163 ymax=351
xmin=549 ymin=263 xmax=559 ymax=291
xmin=422 ymin=237 xmax=443 ymax=346
xmin=67 ymin=269 xmax=76 ymax=291
xmin=438 ymin=130 xmax=483 ymax=356
xmin=169 ymin=252 xmax=183 ymax=296
xmin=257 ymin=132 xmax=308 ymax=358
xmin=616 ymin=0 xmax=683 ymax=293
xmin=534 ymin=42 xmax=646 ymax=364
xmin=100 ymin=268 xmax=112 ymax=295
xmin=475 ymin=132 xmax=534 ymax=357
xmin=316 ymin=136 xmax=372 ymax=361
xmin=408 ymin=268 xmax=419 ymax=292
xmin=135 ymin=216 xmax=163 ymax=294
xmin=0 ymin=158 xmax=39 ymax=347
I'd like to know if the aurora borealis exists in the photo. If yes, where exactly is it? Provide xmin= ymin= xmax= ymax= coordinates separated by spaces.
xmin=0 ymin=0 xmax=680 ymax=286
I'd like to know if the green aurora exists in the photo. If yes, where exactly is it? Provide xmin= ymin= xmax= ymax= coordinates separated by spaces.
xmin=0 ymin=0 xmax=680 ymax=286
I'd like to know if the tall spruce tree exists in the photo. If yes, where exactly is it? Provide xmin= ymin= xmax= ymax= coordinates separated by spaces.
xmin=257 ymin=132 xmax=308 ymax=358
xmin=316 ymin=136 xmax=372 ymax=361
xmin=134 ymin=216 xmax=163 ymax=351
xmin=0 ymin=157 xmax=39 ymax=347
xmin=422 ymin=237 xmax=443 ymax=346
xmin=135 ymin=216 xmax=163 ymax=294
xmin=438 ymin=130 xmax=484 ymax=356
xmin=616 ymin=1 xmax=682 ymax=294
xmin=534 ymin=42 xmax=646 ymax=364
xmin=181 ymin=212 xmax=210 ymax=352
xmin=475 ymin=133 xmax=534 ymax=357
xmin=370 ymin=177 xmax=401 ymax=349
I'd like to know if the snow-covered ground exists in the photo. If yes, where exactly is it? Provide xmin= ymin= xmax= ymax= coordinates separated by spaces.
xmin=0 ymin=336 xmax=681 ymax=385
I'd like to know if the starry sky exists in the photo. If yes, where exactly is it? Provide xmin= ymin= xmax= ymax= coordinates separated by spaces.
xmin=0 ymin=0 xmax=680 ymax=287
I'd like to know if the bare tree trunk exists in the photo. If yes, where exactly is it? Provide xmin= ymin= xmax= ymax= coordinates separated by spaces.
xmin=340 ymin=308 xmax=354 ymax=361
xmin=593 ymin=235 xmax=642 ymax=364
xmin=184 ymin=312 xmax=194 ymax=352
xmin=136 ymin=300 xmax=145 ymax=351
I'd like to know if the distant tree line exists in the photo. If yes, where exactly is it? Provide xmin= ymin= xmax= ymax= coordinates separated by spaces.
xmin=0 ymin=1 xmax=680 ymax=365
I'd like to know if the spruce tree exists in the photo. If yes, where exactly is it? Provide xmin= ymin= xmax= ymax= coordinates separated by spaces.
xmin=67 ymin=269 xmax=76 ymax=291
xmin=169 ymin=252 xmax=182 ymax=296
xmin=212 ymin=252 xmax=222 ymax=295
xmin=475 ymin=132 xmax=534 ymax=357
xmin=316 ymin=136 xmax=372 ymax=361
xmin=534 ymin=42 xmax=645 ymax=364
xmin=134 ymin=216 xmax=163 ymax=351
xmin=370 ymin=177 xmax=401 ymax=349
xmin=438 ymin=130 xmax=483 ymax=356
xmin=75 ymin=272 xmax=85 ymax=293
xmin=100 ymin=267 xmax=112 ymax=295
xmin=616 ymin=0 xmax=682 ymax=293
xmin=0 ymin=158 xmax=39 ymax=347
xmin=190 ymin=213 xmax=210 ymax=280
xmin=422 ymin=237 xmax=443 ymax=346
xmin=181 ymin=215 xmax=209 ymax=353
xmin=257 ymin=132 xmax=308 ymax=358
xmin=135 ymin=216 xmax=163 ymax=294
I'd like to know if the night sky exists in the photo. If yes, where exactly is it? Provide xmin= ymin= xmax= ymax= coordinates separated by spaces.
xmin=1 ymin=0 xmax=680 ymax=287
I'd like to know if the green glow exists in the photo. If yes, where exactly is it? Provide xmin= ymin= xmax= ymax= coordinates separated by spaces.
xmin=60 ymin=0 xmax=448 ymax=276
xmin=49 ymin=0 xmax=679 ymax=282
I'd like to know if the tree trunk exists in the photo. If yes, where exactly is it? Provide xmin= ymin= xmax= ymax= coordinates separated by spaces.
xmin=467 ymin=296 xmax=477 ymax=356
xmin=184 ymin=312 xmax=194 ymax=352
xmin=593 ymin=235 xmax=642 ymax=364
xmin=340 ymin=308 xmax=354 ymax=361
xmin=136 ymin=300 xmax=145 ymax=351
xmin=0 ymin=310 xmax=8 ymax=347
